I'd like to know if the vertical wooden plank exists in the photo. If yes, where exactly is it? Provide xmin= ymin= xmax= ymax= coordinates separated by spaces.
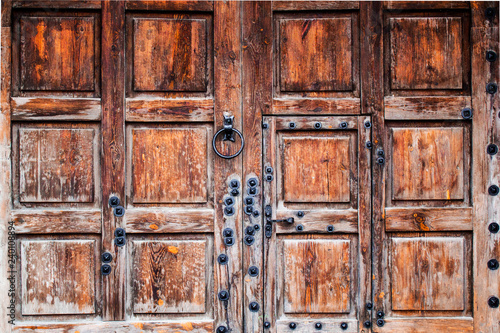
xmin=1 ymin=1 xmax=12 ymax=332
xmin=361 ymin=1 xmax=383 ymax=331
xmin=471 ymin=2 xmax=500 ymax=332
xmin=242 ymin=1 xmax=271 ymax=332
xmin=101 ymin=0 xmax=125 ymax=321
xmin=214 ymin=1 xmax=243 ymax=332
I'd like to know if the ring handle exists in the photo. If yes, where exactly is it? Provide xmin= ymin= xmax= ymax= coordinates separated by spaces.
xmin=212 ymin=128 xmax=244 ymax=159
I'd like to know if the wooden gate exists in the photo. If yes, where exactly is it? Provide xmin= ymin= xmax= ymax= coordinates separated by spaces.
xmin=0 ymin=1 xmax=498 ymax=333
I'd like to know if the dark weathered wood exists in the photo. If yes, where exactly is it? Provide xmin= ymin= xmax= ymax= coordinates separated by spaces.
xmin=125 ymin=0 xmax=213 ymax=11
xmin=13 ymin=321 xmax=214 ymax=332
xmin=272 ymin=1 xmax=359 ymax=11
xmin=126 ymin=98 xmax=213 ymax=122
xmin=385 ymin=207 xmax=473 ymax=232
xmin=125 ymin=209 xmax=214 ymax=233
xmin=384 ymin=96 xmax=472 ymax=120
xmin=271 ymin=98 xmax=360 ymax=115
xmin=101 ymin=0 xmax=125 ymax=321
xmin=13 ymin=1 xmax=101 ymax=8
xmin=384 ymin=1 xmax=470 ymax=10
xmin=11 ymin=97 xmax=101 ymax=121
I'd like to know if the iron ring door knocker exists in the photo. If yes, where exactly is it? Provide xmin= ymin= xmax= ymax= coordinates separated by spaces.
xmin=212 ymin=115 xmax=244 ymax=159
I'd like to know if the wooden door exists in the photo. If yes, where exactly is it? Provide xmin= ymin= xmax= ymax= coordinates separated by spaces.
xmin=3 ymin=1 xmax=245 ymax=332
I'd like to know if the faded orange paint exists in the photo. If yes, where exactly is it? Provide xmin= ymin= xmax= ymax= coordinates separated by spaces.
xmin=167 ymin=245 xmax=179 ymax=254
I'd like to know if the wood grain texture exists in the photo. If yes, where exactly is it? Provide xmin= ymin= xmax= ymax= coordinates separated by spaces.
xmin=126 ymin=98 xmax=213 ymax=122
xmin=390 ymin=17 xmax=463 ymax=90
xmin=271 ymin=98 xmax=360 ymax=115
xmin=272 ymin=1 xmax=359 ymax=11
xmin=20 ymin=16 xmax=95 ymax=91
xmin=373 ymin=318 xmax=473 ymax=333
xmin=283 ymin=239 xmax=351 ymax=313
xmin=133 ymin=17 xmax=207 ymax=92
xmin=21 ymin=240 xmax=96 ymax=315
xmin=11 ymin=97 xmax=101 ymax=121
xmin=276 ymin=209 xmax=358 ymax=233
xmin=132 ymin=240 xmax=207 ymax=314
xmin=391 ymin=127 xmax=464 ymax=200
xmin=391 ymin=237 xmax=465 ymax=311
xmin=279 ymin=18 xmax=352 ymax=92
xmin=132 ymin=128 xmax=207 ymax=204
xmin=125 ymin=209 xmax=214 ymax=233
xmin=276 ymin=319 xmax=358 ymax=333
xmin=13 ymin=1 xmax=101 ymax=9
xmin=283 ymin=136 xmax=350 ymax=203
xmin=125 ymin=0 xmax=213 ymax=11
xmin=384 ymin=1 xmax=470 ymax=10
xmin=19 ymin=128 xmax=95 ymax=203
xmin=384 ymin=96 xmax=472 ymax=120
xmin=12 ymin=209 xmax=101 ymax=234
xmin=385 ymin=207 xmax=472 ymax=232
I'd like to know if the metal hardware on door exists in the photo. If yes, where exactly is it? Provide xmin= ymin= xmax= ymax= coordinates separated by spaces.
xmin=364 ymin=320 xmax=372 ymax=328
xmin=366 ymin=302 xmax=373 ymax=310
xmin=268 ymin=217 xmax=294 ymax=224
xmin=265 ymin=166 xmax=273 ymax=174
xmin=224 ymin=237 xmax=234 ymax=246
xmin=366 ymin=141 xmax=373 ymax=149
xmin=487 ymin=259 xmax=499 ymax=270
xmin=376 ymin=148 xmax=385 ymax=165
xmin=115 ymin=237 xmax=125 ymax=247
xmin=486 ymin=7 xmax=496 ymax=20
xmin=377 ymin=319 xmax=385 ymax=327
xmin=114 ymin=228 xmax=126 ymax=247
xmin=224 ymin=206 xmax=235 ymax=216
xmin=289 ymin=122 xmax=296 ymax=129
xmin=249 ymin=302 xmax=259 ymax=312
xmin=254 ymin=224 xmax=260 ymax=231
xmin=248 ymin=187 xmax=258 ymax=195
xmin=101 ymin=252 xmax=113 ymax=263
xmin=247 ymin=178 xmax=259 ymax=187
xmin=264 ymin=321 xmax=271 ymax=329
xmin=314 ymin=122 xmax=322 ymax=129
xmin=340 ymin=322 xmax=348 ymax=330
xmin=224 ymin=197 xmax=234 ymax=206
xmin=364 ymin=121 xmax=372 ymax=128
xmin=289 ymin=322 xmax=297 ymax=329
xmin=489 ymin=222 xmax=500 ymax=233
xmin=245 ymin=197 xmax=254 ymax=205
xmin=487 ymin=83 xmax=498 ymax=94
xmin=244 ymin=235 xmax=255 ymax=245
xmin=461 ymin=108 xmax=473 ymax=119
xmin=217 ymin=254 xmax=228 ymax=265
xmin=486 ymin=50 xmax=497 ymax=62
xmin=244 ymin=206 xmax=253 ymax=215
xmin=230 ymin=189 xmax=239 ymax=196
xmin=212 ymin=115 xmax=244 ymax=159
xmin=488 ymin=185 xmax=499 ymax=196
xmin=218 ymin=290 xmax=230 ymax=301
xmin=216 ymin=326 xmax=227 ymax=333
xmin=245 ymin=226 xmax=255 ymax=235
xmin=488 ymin=296 xmax=499 ymax=308
xmin=113 ymin=206 xmax=125 ymax=217
xmin=327 ymin=225 xmax=334 ymax=233
xmin=114 ymin=228 xmax=125 ymax=237
xmin=487 ymin=144 xmax=498 ymax=155
xmin=229 ymin=179 xmax=240 ymax=189
xmin=101 ymin=264 xmax=111 ymax=275
xmin=248 ymin=266 xmax=259 ymax=277
xmin=108 ymin=196 xmax=120 ymax=207
xmin=297 ymin=211 xmax=304 ymax=218
xmin=315 ymin=322 xmax=322 ymax=330
xmin=296 ymin=224 xmax=304 ymax=232
xmin=339 ymin=121 xmax=348 ymax=129
xmin=377 ymin=310 xmax=385 ymax=318
xmin=223 ymin=228 xmax=233 ymax=237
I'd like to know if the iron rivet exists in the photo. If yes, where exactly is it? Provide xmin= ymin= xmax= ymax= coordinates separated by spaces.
xmin=314 ymin=122 xmax=322 ymax=129
xmin=364 ymin=121 xmax=372 ymax=128
xmin=113 ymin=206 xmax=125 ymax=217
xmin=487 ymin=144 xmax=498 ymax=155
xmin=340 ymin=121 xmax=348 ymax=129
xmin=114 ymin=228 xmax=125 ymax=237
xmin=230 ymin=180 xmax=240 ymax=189
xmin=231 ymin=189 xmax=240 ymax=196
xmin=245 ymin=197 xmax=255 ymax=205
xmin=224 ymin=206 xmax=235 ymax=216
xmin=366 ymin=141 xmax=373 ymax=149
xmin=340 ymin=322 xmax=348 ymax=330
xmin=486 ymin=7 xmax=496 ymax=21
xmin=366 ymin=302 xmax=373 ymax=310
xmin=262 ymin=123 xmax=269 ymax=129
xmin=364 ymin=321 xmax=372 ymax=328
xmin=218 ymin=254 xmax=228 ymax=265
xmin=249 ymin=302 xmax=260 ymax=312
xmin=297 ymin=211 xmax=304 ymax=218
xmin=115 ymin=237 xmax=125 ymax=247
xmin=488 ymin=185 xmax=499 ymax=196
xmin=245 ymin=235 xmax=255 ymax=245
xmin=264 ymin=321 xmax=271 ymax=329
xmin=488 ymin=296 xmax=499 ymax=308
xmin=249 ymin=266 xmax=259 ymax=277
xmin=217 ymin=326 xmax=227 ymax=333
xmin=266 ymin=175 xmax=274 ymax=182
xmin=224 ymin=237 xmax=234 ymax=246
xmin=289 ymin=122 xmax=296 ymax=129
xmin=377 ymin=311 xmax=385 ymax=318
xmin=246 ymin=226 xmax=255 ymax=235
xmin=101 ymin=264 xmax=111 ymax=275
xmin=489 ymin=222 xmax=500 ymax=233
xmin=248 ymin=187 xmax=258 ymax=195
xmin=218 ymin=290 xmax=229 ymax=301
xmin=486 ymin=50 xmax=498 ymax=62
xmin=223 ymin=228 xmax=233 ymax=237
xmin=315 ymin=322 xmax=322 ymax=330
xmin=289 ymin=322 xmax=297 ymax=330
xmin=253 ymin=210 xmax=260 ymax=217
xmin=377 ymin=157 xmax=385 ymax=165
xmin=245 ymin=206 xmax=254 ymax=215
xmin=108 ymin=196 xmax=120 ymax=207
xmin=461 ymin=108 xmax=472 ymax=119
xmin=225 ymin=197 xmax=234 ymax=206
xmin=487 ymin=83 xmax=498 ymax=94
xmin=376 ymin=148 xmax=385 ymax=157
xmin=254 ymin=224 xmax=260 ymax=230
xmin=327 ymin=225 xmax=334 ymax=233
xmin=488 ymin=259 xmax=499 ymax=270
xmin=296 ymin=224 xmax=304 ymax=232
xmin=377 ymin=319 xmax=385 ymax=327
xmin=248 ymin=178 xmax=258 ymax=187
xmin=101 ymin=252 xmax=113 ymax=263
xmin=266 ymin=166 xmax=273 ymax=174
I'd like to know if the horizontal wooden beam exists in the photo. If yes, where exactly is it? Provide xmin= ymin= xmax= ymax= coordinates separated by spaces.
xmin=11 ymin=97 xmax=101 ymax=121
xmin=125 ymin=0 xmax=213 ymax=11
xmin=385 ymin=207 xmax=473 ymax=232
xmin=272 ymin=98 xmax=360 ymax=115
xmin=272 ymin=1 xmax=359 ymax=11
xmin=384 ymin=1 xmax=469 ymax=10
xmin=384 ymin=96 xmax=472 ymax=120
xmin=125 ymin=209 xmax=214 ymax=233
xmin=276 ymin=319 xmax=358 ymax=332
xmin=126 ymin=98 xmax=214 ymax=122
xmin=13 ymin=1 xmax=101 ymax=8
xmin=274 ymin=116 xmax=359 ymax=131
xmin=12 ymin=210 xmax=101 ymax=234
xmin=374 ymin=317 xmax=473 ymax=333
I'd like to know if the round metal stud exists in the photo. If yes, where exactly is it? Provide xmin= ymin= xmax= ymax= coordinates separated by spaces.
xmin=102 ymin=252 xmax=113 ymax=263
xmin=224 ymin=237 xmax=234 ymax=246
xmin=254 ymin=224 xmax=260 ymax=231
xmin=327 ymin=225 xmax=334 ymax=233
xmin=245 ymin=197 xmax=255 ymax=206
xmin=114 ymin=228 xmax=126 ymax=237
xmin=218 ymin=254 xmax=228 ymax=265
xmin=266 ymin=175 xmax=274 ymax=182
xmin=248 ymin=187 xmax=258 ymax=196
xmin=230 ymin=179 xmax=240 ymax=189
xmin=248 ymin=178 xmax=258 ymax=187
xmin=217 ymin=326 xmax=228 ymax=333
xmin=488 ymin=296 xmax=499 ymax=308
xmin=225 ymin=197 xmax=235 ymax=206
xmin=262 ymin=123 xmax=269 ymax=129
xmin=377 ymin=319 xmax=385 ymax=327
xmin=314 ymin=122 xmax=322 ymax=129
xmin=488 ymin=185 xmax=499 ymax=196
xmin=231 ymin=189 xmax=240 ymax=197
xmin=246 ymin=226 xmax=255 ymax=235
xmin=264 ymin=321 xmax=271 ymax=329
xmin=364 ymin=321 xmax=372 ymax=328
xmin=218 ymin=290 xmax=229 ymax=301
xmin=249 ymin=302 xmax=260 ymax=312
xmin=108 ymin=196 xmax=120 ymax=207
xmin=266 ymin=166 xmax=273 ymax=174
xmin=366 ymin=302 xmax=373 ymax=310
xmin=115 ymin=237 xmax=126 ymax=247
xmin=461 ymin=108 xmax=473 ymax=119
xmin=297 ymin=211 xmax=304 ymax=218
xmin=377 ymin=311 xmax=385 ymax=318
xmin=486 ymin=7 xmax=496 ymax=21
xmin=340 ymin=322 xmax=348 ymax=330
xmin=487 ymin=144 xmax=498 ymax=155
xmin=101 ymin=264 xmax=111 ymax=275
xmin=223 ymin=228 xmax=233 ymax=238
xmin=487 ymin=83 xmax=498 ymax=94
xmin=244 ymin=235 xmax=255 ymax=246
xmin=486 ymin=50 xmax=498 ymax=62
xmin=377 ymin=157 xmax=385 ymax=165
xmin=289 ymin=322 xmax=297 ymax=330
xmin=296 ymin=224 xmax=304 ymax=232
xmin=289 ymin=122 xmax=296 ymax=129
xmin=339 ymin=121 xmax=348 ymax=129
xmin=364 ymin=121 xmax=372 ymax=128
xmin=249 ymin=266 xmax=259 ymax=277
xmin=377 ymin=148 xmax=385 ymax=157
xmin=315 ymin=322 xmax=322 ymax=330
xmin=245 ymin=206 xmax=254 ymax=215
xmin=224 ymin=206 xmax=235 ymax=216
xmin=114 ymin=206 xmax=125 ymax=217
xmin=253 ymin=210 xmax=260 ymax=217
xmin=488 ymin=259 xmax=499 ymax=270
xmin=488 ymin=222 xmax=500 ymax=233
xmin=366 ymin=141 xmax=373 ymax=149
